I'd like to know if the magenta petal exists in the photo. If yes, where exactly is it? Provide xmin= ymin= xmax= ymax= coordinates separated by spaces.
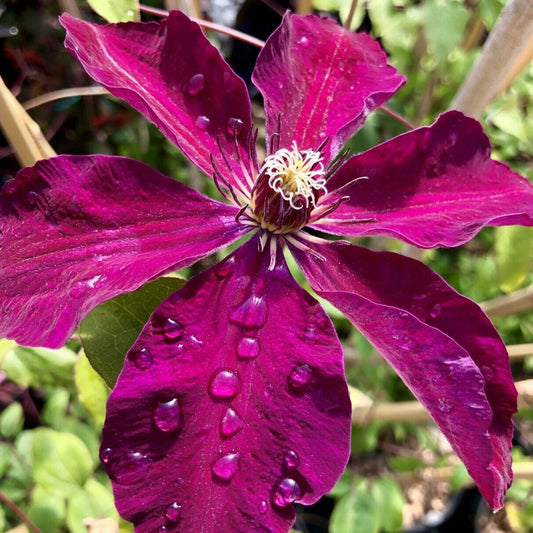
xmin=60 ymin=12 xmax=255 ymax=192
xmin=0 ymin=155 xmax=246 ymax=348
xmin=291 ymin=240 xmax=516 ymax=510
xmin=101 ymin=237 xmax=351 ymax=532
xmin=252 ymin=13 xmax=405 ymax=164
xmin=314 ymin=111 xmax=533 ymax=247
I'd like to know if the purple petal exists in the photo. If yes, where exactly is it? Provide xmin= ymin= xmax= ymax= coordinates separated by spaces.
xmin=101 ymin=237 xmax=351 ymax=532
xmin=291 ymin=240 xmax=516 ymax=510
xmin=0 ymin=155 xmax=246 ymax=348
xmin=60 ymin=12 xmax=256 ymax=194
xmin=314 ymin=111 xmax=533 ymax=247
xmin=252 ymin=13 xmax=405 ymax=164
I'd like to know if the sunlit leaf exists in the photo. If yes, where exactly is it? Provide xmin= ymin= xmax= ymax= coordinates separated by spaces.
xmin=87 ymin=0 xmax=139 ymax=22
xmin=1 ymin=346 xmax=77 ymax=388
xmin=79 ymin=276 xmax=185 ymax=387
xmin=371 ymin=477 xmax=404 ymax=532
xmin=495 ymin=225 xmax=533 ymax=292
xmin=0 ymin=402 xmax=24 ymax=438
xmin=28 ymin=485 xmax=67 ymax=533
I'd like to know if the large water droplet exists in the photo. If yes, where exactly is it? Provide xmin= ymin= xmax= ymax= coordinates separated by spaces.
xmin=131 ymin=347 xmax=153 ymax=370
xmin=288 ymin=364 xmax=312 ymax=390
xmin=258 ymin=500 xmax=268 ymax=514
xmin=272 ymin=478 xmax=302 ymax=507
xmin=158 ymin=527 xmax=167 ymax=533
xmin=216 ymin=255 xmax=238 ymax=278
xmin=108 ymin=451 xmax=151 ymax=485
xmin=163 ymin=318 xmax=184 ymax=341
xmin=153 ymin=398 xmax=184 ymax=432
xmin=209 ymin=369 xmax=241 ymax=399
xmin=226 ymin=117 xmax=244 ymax=136
xmin=220 ymin=407 xmax=245 ymax=437
xmin=195 ymin=115 xmax=210 ymax=131
xmin=212 ymin=452 xmax=240 ymax=480
xmin=165 ymin=501 xmax=182 ymax=522
xmin=236 ymin=336 xmax=260 ymax=359
xmin=100 ymin=447 xmax=112 ymax=464
xmin=187 ymin=73 xmax=205 ymax=95
xmin=297 ymin=36 xmax=310 ymax=47
xmin=283 ymin=450 xmax=300 ymax=469
xmin=429 ymin=303 xmax=442 ymax=318
xmin=230 ymin=295 xmax=267 ymax=329
xmin=26 ymin=191 xmax=38 ymax=205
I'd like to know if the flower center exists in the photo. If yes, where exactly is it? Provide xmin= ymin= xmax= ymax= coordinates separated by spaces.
xmin=250 ymin=142 xmax=326 ymax=233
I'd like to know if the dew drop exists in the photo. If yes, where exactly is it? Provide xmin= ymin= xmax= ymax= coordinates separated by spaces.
xmin=230 ymin=294 xmax=267 ymax=329
xmin=226 ymin=117 xmax=244 ymax=136
xmin=283 ymin=450 xmax=300 ymax=469
xmin=216 ymin=255 xmax=238 ymax=278
xmin=163 ymin=317 xmax=184 ymax=341
xmin=26 ymin=191 xmax=38 ymax=205
xmin=272 ymin=478 xmax=302 ymax=507
xmin=195 ymin=115 xmax=210 ymax=131
xmin=212 ymin=452 xmax=240 ymax=480
xmin=153 ymin=398 xmax=184 ymax=432
xmin=209 ymin=369 xmax=241 ymax=399
xmin=220 ymin=407 xmax=245 ymax=437
xmin=438 ymin=398 xmax=452 ymax=413
xmin=131 ymin=347 xmax=153 ymax=370
xmin=165 ymin=501 xmax=182 ymax=522
xmin=429 ymin=303 xmax=442 ymax=318
xmin=100 ymin=447 xmax=112 ymax=464
xmin=108 ymin=451 xmax=151 ymax=485
xmin=288 ymin=364 xmax=312 ymax=390
xmin=236 ymin=336 xmax=260 ymax=359
xmin=158 ymin=527 xmax=167 ymax=533
xmin=297 ymin=36 xmax=309 ymax=47
xmin=259 ymin=500 xmax=268 ymax=514
xmin=187 ymin=73 xmax=205 ymax=95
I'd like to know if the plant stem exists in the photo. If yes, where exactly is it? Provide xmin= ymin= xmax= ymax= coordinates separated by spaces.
xmin=22 ymin=86 xmax=110 ymax=111
xmin=451 ymin=0 xmax=533 ymax=118
xmin=0 ymin=490 xmax=43 ymax=533
xmin=139 ymin=4 xmax=265 ymax=48
xmin=378 ymin=105 xmax=416 ymax=130
xmin=344 ymin=0 xmax=358 ymax=30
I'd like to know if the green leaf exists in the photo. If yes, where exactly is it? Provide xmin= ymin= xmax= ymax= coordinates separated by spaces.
xmin=328 ymin=469 xmax=353 ymax=499
xmin=0 ymin=402 xmax=24 ymax=438
xmin=28 ymin=485 xmax=67 ymax=533
xmin=371 ymin=477 xmax=404 ymax=532
xmin=329 ymin=482 xmax=380 ymax=533
xmin=86 ymin=0 xmax=139 ymax=22
xmin=449 ymin=463 xmax=472 ymax=492
xmin=66 ymin=479 xmax=118 ymax=533
xmin=387 ymin=455 xmax=426 ymax=472
xmin=495 ymin=225 xmax=533 ymax=292
xmin=1 ymin=345 xmax=77 ymax=388
xmin=80 ymin=276 xmax=185 ymax=387
xmin=75 ymin=350 xmax=110 ymax=426
xmin=32 ymin=428 xmax=94 ymax=497
xmin=0 ymin=338 xmax=17 ymax=364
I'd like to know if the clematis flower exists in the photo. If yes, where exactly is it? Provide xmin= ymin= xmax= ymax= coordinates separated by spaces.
xmin=2 ymin=9 xmax=533 ymax=532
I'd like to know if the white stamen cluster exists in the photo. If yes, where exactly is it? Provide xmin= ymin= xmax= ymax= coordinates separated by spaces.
xmin=261 ymin=141 xmax=327 ymax=209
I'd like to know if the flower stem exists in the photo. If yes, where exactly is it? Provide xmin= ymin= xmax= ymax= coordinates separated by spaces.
xmin=344 ymin=0 xmax=358 ymax=30
xmin=378 ymin=105 xmax=416 ymax=130
xmin=22 ymin=86 xmax=109 ymax=111
xmin=139 ymin=4 xmax=265 ymax=48
xmin=0 ymin=489 xmax=43 ymax=533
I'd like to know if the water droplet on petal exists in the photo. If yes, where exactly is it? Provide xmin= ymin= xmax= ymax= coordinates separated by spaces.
xmin=288 ymin=364 xmax=312 ymax=390
xmin=100 ymin=447 xmax=112 ymax=464
xmin=283 ymin=450 xmax=300 ymax=469
xmin=108 ymin=451 xmax=151 ymax=485
xmin=26 ymin=191 xmax=38 ymax=205
xmin=272 ymin=478 xmax=302 ymax=507
xmin=158 ymin=527 xmax=167 ymax=533
xmin=220 ymin=407 xmax=245 ymax=437
xmin=236 ymin=336 xmax=260 ymax=359
xmin=163 ymin=318 xmax=184 ymax=341
xmin=187 ymin=73 xmax=205 ymax=95
xmin=297 ymin=36 xmax=309 ymax=47
xmin=259 ymin=500 xmax=268 ymax=514
xmin=230 ymin=295 xmax=267 ymax=329
xmin=212 ymin=452 xmax=240 ymax=480
xmin=216 ymin=255 xmax=239 ymax=278
xmin=165 ymin=501 xmax=182 ymax=522
xmin=153 ymin=398 xmax=184 ymax=432
xmin=131 ymin=347 xmax=153 ymax=370
xmin=226 ymin=117 xmax=244 ymax=136
xmin=195 ymin=115 xmax=210 ymax=131
xmin=429 ymin=303 xmax=442 ymax=318
xmin=438 ymin=398 xmax=452 ymax=413
xmin=209 ymin=369 xmax=241 ymax=399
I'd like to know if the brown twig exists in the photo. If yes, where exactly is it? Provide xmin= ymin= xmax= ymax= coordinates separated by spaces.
xmin=378 ymin=105 xmax=416 ymax=130
xmin=0 ymin=489 xmax=43 ymax=533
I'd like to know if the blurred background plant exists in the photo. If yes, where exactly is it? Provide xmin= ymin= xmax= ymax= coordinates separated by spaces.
xmin=1 ymin=0 xmax=533 ymax=532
